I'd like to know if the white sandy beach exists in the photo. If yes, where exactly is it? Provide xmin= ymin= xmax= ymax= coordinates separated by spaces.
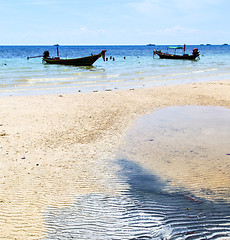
xmin=0 ymin=80 xmax=230 ymax=239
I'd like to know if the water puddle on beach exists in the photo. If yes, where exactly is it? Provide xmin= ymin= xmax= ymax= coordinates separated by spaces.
xmin=118 ymin=106 xmax=230 ymax=203
xmin=44 ymin=106 xmax=230 ymax=239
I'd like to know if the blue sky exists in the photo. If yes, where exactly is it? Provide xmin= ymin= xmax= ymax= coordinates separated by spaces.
xmin=0 ymin=0 xmax=229 ymax=45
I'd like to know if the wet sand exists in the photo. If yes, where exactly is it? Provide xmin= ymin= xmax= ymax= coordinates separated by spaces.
xmin=118 ymin=105 xmax=230 ymax=202
xmin=0 ymin=80 xmax=230 ymax=239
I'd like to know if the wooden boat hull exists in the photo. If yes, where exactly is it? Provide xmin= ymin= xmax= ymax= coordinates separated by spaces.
xmin=154 ymin=50 xmax=199 ymax=60
xmin=155 ymin=52 xmax=198 ymax=60
xmin=43 ymin=50 xmax=106 ymax=66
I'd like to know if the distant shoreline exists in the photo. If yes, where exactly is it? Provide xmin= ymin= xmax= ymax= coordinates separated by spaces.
xmin=0 ymin=44 xmax=228 ymax=46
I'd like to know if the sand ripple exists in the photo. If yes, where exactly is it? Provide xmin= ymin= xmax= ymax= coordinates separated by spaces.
xmin=43 ymin=158 xmax=230 ymax=239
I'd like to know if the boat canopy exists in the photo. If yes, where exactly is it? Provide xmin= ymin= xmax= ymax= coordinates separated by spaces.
xmin=167 ymin=46 xmax=183 ymax=49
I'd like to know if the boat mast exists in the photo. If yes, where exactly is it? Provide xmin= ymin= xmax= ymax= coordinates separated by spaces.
xmin=54 ymin=44 xmax=59 ymax=57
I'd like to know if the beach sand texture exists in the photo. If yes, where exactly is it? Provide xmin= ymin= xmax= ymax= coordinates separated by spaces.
xmin=0 ymin=80 xmax=230 ymax=239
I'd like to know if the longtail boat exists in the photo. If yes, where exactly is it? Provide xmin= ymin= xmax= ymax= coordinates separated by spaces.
xmin=43 ymin=50 xmax=106 ymax=66
xmin=27 ymin=44 xmax=106 ymax=66
xmin=153 ymin=45 xmax=199 ymax=60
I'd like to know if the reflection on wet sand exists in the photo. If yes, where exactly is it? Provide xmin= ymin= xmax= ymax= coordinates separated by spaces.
xmin=44 ymin=159 xmax=230 ymax=239
xmin=118 ymin=106 xmax=230 ymax=202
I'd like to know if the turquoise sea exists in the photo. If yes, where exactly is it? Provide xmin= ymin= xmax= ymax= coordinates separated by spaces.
xmin=0 ymin=45 xmax=230 ymax=96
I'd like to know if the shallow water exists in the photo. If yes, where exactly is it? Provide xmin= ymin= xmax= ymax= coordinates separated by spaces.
xmin=118 ymin=106 xmax=230 ymax=202
xmin=43 ymin=106 xmax=230 ymax=239
xmin=1 ymin=45 xmax=230 ymax=96
xmin=44 ymin=174 xmax=230 ymax=239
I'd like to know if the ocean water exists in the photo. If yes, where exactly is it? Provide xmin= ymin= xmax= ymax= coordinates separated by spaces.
xmin=0 ymin=45 xmax=230 ymax=96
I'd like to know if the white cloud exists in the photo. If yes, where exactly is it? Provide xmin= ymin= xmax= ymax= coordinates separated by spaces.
xmin=160 ymin=25 xmax=198 ymax=36
xmin=129 ymin=0 xmax=227 ymax=14
xmin=0 ymin=0 xmax=61 ymax=6
xmin=128 ymin=0 xmax=168 ymax=15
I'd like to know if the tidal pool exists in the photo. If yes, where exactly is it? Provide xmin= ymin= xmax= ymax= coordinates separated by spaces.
xmin=118 ymin=106 xmax=230 ymax=202
xmin=44 ymin=106 xmax=230 ymax=239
